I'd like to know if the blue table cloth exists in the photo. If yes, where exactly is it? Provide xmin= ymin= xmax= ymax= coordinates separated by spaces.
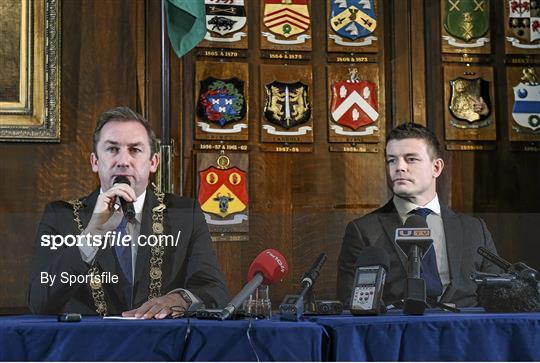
xmin=309 ymin=309 xmax=540 ymax=361
xmin=0 ymin=315 xmax=325 ymax=361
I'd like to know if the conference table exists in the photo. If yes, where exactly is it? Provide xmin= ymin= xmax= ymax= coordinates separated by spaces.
xmin=308 ymin=309 xmax=540 ymax=361
xmin=1 ymin=309 xmax=539 ymax=361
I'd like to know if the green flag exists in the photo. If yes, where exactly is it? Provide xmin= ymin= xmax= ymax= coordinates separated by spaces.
xmin=165 ymin=0 xmax=206 ymax=57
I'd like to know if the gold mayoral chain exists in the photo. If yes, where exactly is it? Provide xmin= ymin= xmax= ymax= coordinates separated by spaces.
xmin=68 ymin=183 xmax=166 ymax=316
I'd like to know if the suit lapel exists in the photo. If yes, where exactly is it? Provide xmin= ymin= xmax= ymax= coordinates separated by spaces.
xmin=378 ymin=201 xmax=408 ymax=270
xmin=440 ymin=204 xmax=463 ymax=301
xmin=132 ymin=189 xmax=157 ymax=306
xmin=79 ymin=189 xmax=126 ymax=308
xmin=79 ymin=189 xmax=98 ymax=229
xmin=80 ymin=190 xmax=118 ymax=276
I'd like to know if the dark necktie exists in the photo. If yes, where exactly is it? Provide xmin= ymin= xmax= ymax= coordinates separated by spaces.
xmin=410 ymin=208 xmax=443 ymax=298
xmin=114 ymin=217 xmax=132 ymax=285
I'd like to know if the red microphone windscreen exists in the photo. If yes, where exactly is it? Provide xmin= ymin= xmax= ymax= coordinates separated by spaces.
xmin=247 ymin=249 xmax=288 ymax=285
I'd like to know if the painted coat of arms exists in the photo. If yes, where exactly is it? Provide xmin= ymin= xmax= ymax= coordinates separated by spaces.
xmin=512 ymin=67 xmax=540 ymax=131
xmin=262 ymin=0 xmax=311 ymax=44
xmin=448 ymin=77 xmax=491 ymax=128
xmin=507 ymin=0 xmax=540 ymax=49
xmin=198 ymin=158 xmax=249 ymax=225
xmin=205 ymin=0 xmax=247 ymax=42
xmin=443 ymin=0 xmax=490 ymax=47
xmin=330 ymin=69 xmax=379 ymax=136
xmin=263 ymin=81 xmax=311 ymax=133
xmin=197 ymin=77 xmax=246 ymax=132
xmin=329 ymin=0 xmax=377 ymax=46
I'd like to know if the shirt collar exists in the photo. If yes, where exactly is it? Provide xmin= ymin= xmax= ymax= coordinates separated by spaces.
xmin=393 ymin=194 xmax=441 ymax=223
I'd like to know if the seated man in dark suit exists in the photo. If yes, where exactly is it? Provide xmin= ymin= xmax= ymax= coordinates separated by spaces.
xmin=28 ymin=106 xmax=229 ymax=318
xmin=337 ymin=122 xmax=500 ymax=308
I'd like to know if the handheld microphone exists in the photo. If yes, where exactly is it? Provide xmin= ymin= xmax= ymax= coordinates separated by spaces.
xmin=395 ymin=215 xmax=433 ymax=315
xmin=113 ymin=176 xmax=136 ymax=222
xmin=219 ymin=249 xmax=288 ymax=320
xmin=350 ymin=246 xmax=389 ymax=315
xmin=280 ymin=253 xmax=327 ymax=321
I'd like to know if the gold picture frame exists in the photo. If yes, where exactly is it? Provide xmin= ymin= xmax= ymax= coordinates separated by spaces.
xmin=0 ymin=0 xmax=61 ymax=142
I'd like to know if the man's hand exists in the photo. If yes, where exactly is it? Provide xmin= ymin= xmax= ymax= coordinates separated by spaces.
xmin=122 ymin=294 xmax=189 ymax=319
xmin=84 ymin=183 xmax=137 ymax=235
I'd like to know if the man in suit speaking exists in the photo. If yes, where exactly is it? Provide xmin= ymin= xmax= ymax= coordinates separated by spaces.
xmin=28 ymin=106 xmax=229 ymax=318
xmin=337 ymin=122 xmax=500 ymax=308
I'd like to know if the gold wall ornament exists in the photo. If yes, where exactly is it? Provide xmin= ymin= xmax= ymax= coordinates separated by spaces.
xmin=0 ymin=0 xmax=61 ymax=142
xmin=443 ymin=64 xmax=496 ymax=141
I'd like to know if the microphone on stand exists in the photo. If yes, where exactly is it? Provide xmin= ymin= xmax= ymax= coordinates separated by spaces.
xmin=279 ymin=253 xmax=327 ymax=321
xmin=473 ymin=247 xmax=540 ymax=312
xmin=394 ymin=215 xmax=433 ymax=315
xmin=219 ymin=249 xmax=288 ymax=320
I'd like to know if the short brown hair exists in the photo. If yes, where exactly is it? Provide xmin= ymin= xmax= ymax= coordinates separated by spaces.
xmin=93 ymin=106 xmax=158 ymax=156
xmin=386 ymin=122 xmax=442 ymax=159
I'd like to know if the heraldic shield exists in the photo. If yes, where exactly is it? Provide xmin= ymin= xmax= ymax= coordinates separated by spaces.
xmin=205 ymin=0 xmax=247 ymax=36
xmin=331 ymin=79 xmax=379 ymax=130
xmin=449 ymin=77 xmax=490 ymax=123
xmin=508 ymin=0 xmax=540 ymax=43
xmin=512 ymin=68 xmax=540 ymax=131
xmin=264 ymin=81 xmax=311 ymax=129
xmin=198 ymin=77 xmax=246 ymax=127
xmin=198 ymin=166 xmax=248 ymax=218
xmin=263 ymin=0 xmax=310 ymax=38
xmin=444 ymin=0 xmax=489 ymax=41
xmin=330 ymin=0 xmax=377 ymax=40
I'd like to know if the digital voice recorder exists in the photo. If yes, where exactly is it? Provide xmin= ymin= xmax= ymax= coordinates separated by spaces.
xmin=350 ymin=265 xmax=386 ymax=315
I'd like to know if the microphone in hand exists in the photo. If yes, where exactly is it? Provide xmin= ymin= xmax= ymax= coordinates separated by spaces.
xmin=113 ymin=176 xmax=136 ymax=222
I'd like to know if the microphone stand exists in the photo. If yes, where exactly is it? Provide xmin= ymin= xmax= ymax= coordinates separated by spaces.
xmin=426 ymin=297 xmax=461 ymax=313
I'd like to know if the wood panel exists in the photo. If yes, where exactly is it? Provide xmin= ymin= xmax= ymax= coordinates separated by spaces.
xmin=0 ymin=0 xmax=144 ymax=310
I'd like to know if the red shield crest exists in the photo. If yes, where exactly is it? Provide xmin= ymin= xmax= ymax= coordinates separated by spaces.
xmin=331 ymin=80 xmax=379 ymax=130
xmin=198 ymin=166 xmax=249 ymax=218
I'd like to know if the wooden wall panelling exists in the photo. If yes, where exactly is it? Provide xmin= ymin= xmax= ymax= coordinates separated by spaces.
xmin=424 ymin=1 xmax=453 ymax=206
xmin=391 ymin=0 xmax=427 ymax=125
xmin=0 ymin=0 xmax=144 ymax=311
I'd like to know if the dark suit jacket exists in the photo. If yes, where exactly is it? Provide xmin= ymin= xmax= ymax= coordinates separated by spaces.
xmin=337 ymin=200 xmax=501 ymax=308
xmin=28 ymin=188 xmax=229 ymax=314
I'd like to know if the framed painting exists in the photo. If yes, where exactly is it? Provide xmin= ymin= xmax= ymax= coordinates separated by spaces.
xmin=0 ymin=0 xmax=61 ymax=142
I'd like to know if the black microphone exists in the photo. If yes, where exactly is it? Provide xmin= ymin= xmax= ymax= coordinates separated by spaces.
xmin=474 ymin=248 xmax=540 ymax=312
xmin=478 ymin=247 xmax=538 ymax=282
xmin=113 ymin=176 xmax=136 ymax=223
xmin=300 ymin=253 xmax=327 ymax=295
xmin=280 ymin=253 xmax=327 ymax=321
xmin=350 ymin=246 xmax=389 ymax=315
xmin=395 ymin=215 xmax=434 ymax=315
